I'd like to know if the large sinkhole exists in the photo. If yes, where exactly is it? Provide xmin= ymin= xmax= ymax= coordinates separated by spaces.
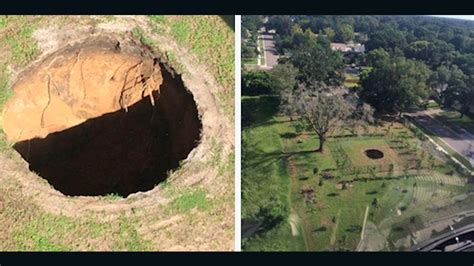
xmin=3 ymin=35 xmax=202 ymax=197
xmin=365 ymin=149 xmax=384 ymax=160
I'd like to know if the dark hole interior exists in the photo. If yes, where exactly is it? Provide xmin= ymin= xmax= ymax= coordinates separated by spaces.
xmin=365 ymin=149 xmax=384 ymax=160
xmin=13 ymin=64 xmax=202 ymax=197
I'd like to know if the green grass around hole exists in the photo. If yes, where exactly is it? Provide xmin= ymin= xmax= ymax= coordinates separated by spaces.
xmin=5 ymin=22 xmax=38 ymax=66
xmin=148 ymin=15 xmax=167 ymax=34
xmin=0 ymin=66 xmax=12 ymax=150
xmin=167 ymin=16 xmax=234 ymax=90
xmin=172 ymin=189 xmax=208 ymax=213
xmin=0 ymin=17 xmax=6 ymax=29
xmin=12 ymin=212 xmax=109 ymax=251
xmin=113 ymin=216 xmax=152 ymax=251
xmin=102 ymin=193 xmax=123 ymax=201
xmin=171 ymin=20 xmax=190 ymax=44
xmin=148 ymin=16 xmax=234 ymax=118
xmin=131 ymin=26 xmax=156 ymax=47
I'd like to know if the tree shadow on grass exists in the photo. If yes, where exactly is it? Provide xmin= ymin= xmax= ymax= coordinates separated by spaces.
xmin=345 ymin=225 xmax=362 ymax=233
xmin=242 ymin=96 xmax=280 ymax=128
xmin=280 ymin=132 xmax=298 ymax=139
xmin=313 ymin=226 xmax=328 ymax=232
xmin=241 ymin=207 xmax=286 ymax=240
xmin=243 ymin=148 xmax=318 ymax=170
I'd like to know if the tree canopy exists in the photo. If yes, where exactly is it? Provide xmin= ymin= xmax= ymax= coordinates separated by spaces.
xmin=295 ymin=82 xmax=354 ymax=152
xmin=269 ymin=63 xmax=299 ymax=119
xmin=360 ymin=54 xmax=431 ymax=113
xmin=289 ymin=42 xmax=343 ymax=85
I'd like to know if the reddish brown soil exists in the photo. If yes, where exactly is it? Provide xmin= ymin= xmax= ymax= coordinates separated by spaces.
xmin=3 ymin=35 xmax=163 ymax=142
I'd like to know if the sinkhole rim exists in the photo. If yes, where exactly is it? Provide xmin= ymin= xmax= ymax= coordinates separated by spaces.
xmin=0 ymin=30 xmax=227 ymax=217
xmin=5 ymin=34 xmax=203 ymax=199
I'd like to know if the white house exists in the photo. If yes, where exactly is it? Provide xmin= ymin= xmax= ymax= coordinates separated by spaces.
xmin=330 ymin=43 xmax=365 ymax=53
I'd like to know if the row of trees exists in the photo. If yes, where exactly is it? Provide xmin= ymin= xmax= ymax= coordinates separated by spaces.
xmin=241 ymin=16 xmax=264 ymax=60
xmin=360 ymin=47 xmax=474 ymax=116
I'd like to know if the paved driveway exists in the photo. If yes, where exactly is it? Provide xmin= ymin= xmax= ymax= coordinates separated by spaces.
xmin=260 ymin=33 xmax=278 ymax=69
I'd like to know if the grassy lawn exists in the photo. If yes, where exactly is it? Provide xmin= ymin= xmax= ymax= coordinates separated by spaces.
xmin=243 ymin=57 xmax=258 ymax=65
xmin=148 ymin=16 xmax=234 ymax=90
xmin=0 ymin=178 xmax=153 ymax=251
xmin=242 ymin=96 xmax=306 ymax=251
xmin=343 ymin=72 xmax=359 ymax=88
xmin=147 ymin=15 xmax=234 ymax=118
xmin=426 ymin=100 xmax=441 ymax=110
xmin=258 ymin=38 xmax=266 ymax=66
xmin=242 ymin=95 xmax=472 ymax=251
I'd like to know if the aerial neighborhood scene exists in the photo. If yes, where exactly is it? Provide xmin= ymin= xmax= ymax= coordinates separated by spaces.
xmin=3 ymin=13 xmax=474 ymax=253
xmin=242 ymin=15 xmax=474 ymax=251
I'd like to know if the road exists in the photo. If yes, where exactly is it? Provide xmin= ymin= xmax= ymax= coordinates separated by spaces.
xmin=410 ymin=224 xmax=474 ymax=251
xmin=410 ymin=110 xmax=474 ymax=166
xmin=260 ymin=33 xmax=278 ymax=69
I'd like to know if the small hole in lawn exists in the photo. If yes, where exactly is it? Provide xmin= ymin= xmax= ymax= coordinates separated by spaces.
xmin=365 ymin=149 xmax=384 ymax=160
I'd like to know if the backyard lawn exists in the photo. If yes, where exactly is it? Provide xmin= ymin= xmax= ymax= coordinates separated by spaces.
xmin=242 ymin=95 xmax=473 ymax=251
xmin=343 ymin=72 xmax=359 ymax=88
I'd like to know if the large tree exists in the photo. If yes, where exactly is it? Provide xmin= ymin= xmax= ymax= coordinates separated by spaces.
xmin=270 ymin=63 xmax=299 ymax=120
xmin=405 ymin=40 xmax=455 ymax=67
xmin=334 ymin=23 xmax=354 ymax=43
xmin=359 ymin=56 xmax=431 ymax=115
xmin=295 ymin=82 xmax=353 ymax=152
xmin=266 ymin=15 xmax=293 ymax=37
xmin=242 ymin=16 xmax=264 ymax=62
xmin=290 ymin=42 xmax=343 ymax=85
xmin=366 ymin=25 xmax=407 ymax=51
xmin=242 ymin=15 xmax=264 ymax=37
xmin=365 ymin=48 xmax=390 ymax=68
xmin=242 ymin=70 xmax=273 ymax=96
xmin=442 ymin=85 xmax=474 ymax=118
xmin=323 ymin=27 xmax=335 ymax=41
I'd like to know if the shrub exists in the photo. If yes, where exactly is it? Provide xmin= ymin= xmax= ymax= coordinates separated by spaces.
xmin=321 ymin=171 xmax=334 ymax=180
xmin=242 ymin=71 xmax=273 ymax=95
xmin=318 ymin=179 xmax=323 ymax=186
xmin=313 ymin=167 xmax=319 ymax=175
